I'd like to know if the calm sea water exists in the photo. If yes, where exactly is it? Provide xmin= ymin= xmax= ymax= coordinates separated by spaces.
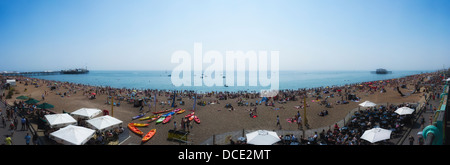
xmin=30 ymin=70 xmax=433 ymax=92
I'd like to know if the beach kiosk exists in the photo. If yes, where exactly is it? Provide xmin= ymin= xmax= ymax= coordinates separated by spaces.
xmin=6 ymin=79 xmax=16 ymax=86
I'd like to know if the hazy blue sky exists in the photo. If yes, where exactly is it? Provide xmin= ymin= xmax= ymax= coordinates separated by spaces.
xmin=1 ymin=0 xmax=449 ymax=71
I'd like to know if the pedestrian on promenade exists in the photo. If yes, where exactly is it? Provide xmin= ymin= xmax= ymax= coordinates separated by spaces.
xmin=5 ymin=135 xmax=12 ymax=145
xmin=9 ymin=121 xmax=15 ymax=136
xmin=21 ymin=117 xmax=26 ymax=131
xmin=420 ymin=115 xmax=425 ymax=129
xmin=1 ymin=115 xmax=5 ymax=128
xmin=409 ymin=135 xmax=415 ymax=145
xmin=24 ymin=133 xmax=31 ymax=145
xmin=32 ymin=133 xmax=38 ymax=145
xmin=13 ymin=116 xmax=18 ymax=130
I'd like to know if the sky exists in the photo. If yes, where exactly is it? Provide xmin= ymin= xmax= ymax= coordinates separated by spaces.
xmin=0 ymin=0 xmax=449 ymax=72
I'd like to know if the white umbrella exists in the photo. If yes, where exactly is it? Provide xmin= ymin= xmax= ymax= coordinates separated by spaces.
xmin=49 ymin=125 xmax=95 ymax=145
xmin=86 ymin=115 xmax=123 ymax=132
xmin=45 ymin=113 xmax=77 ymax=128
xmin=359 ymin=101 xmax=376 ymax=107
xmin=246 ymin=130 xmax=280 ymax=145
xmin=71 ymin=108 xmax=102 ymax=119
xmin=394 ymin=107 xmax=415 ymax=115
xmin=361 ymin=128 xmax=392 ymax=143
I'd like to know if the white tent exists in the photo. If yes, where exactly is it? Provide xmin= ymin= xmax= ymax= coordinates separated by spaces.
xmin=6 ymin=79 xmax=16 ymax=86
xmin=45 ymin=113 xmax=77 ymax=128
xmin=359 ymin=101 xmax=376 ymax=107
xmin=86 ymin=115 xmax=123 ymax=132
xmin=361 ymin=128 xmax=392 ymax=143
xmin=71 ymin=108 xmax=102 ymax=119
xmin=49 ymin=125 xmax=95 ymax=145
xmin=246 ymin=130 xmax=281 ymax=145
xmin=394 ymin=107 xmax=415 ymax=115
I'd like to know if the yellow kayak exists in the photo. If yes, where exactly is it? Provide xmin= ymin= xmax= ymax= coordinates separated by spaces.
xmin=176 ymin=109 xmax=186 ymax=114
xmin=139 ymin=115 xmax=158 ymax=121
xmin=132 ymin=123 xmax=149 ymax=127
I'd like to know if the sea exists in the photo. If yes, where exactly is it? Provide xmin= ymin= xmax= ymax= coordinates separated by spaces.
xmin=29 ymin=70 xmax=433 ymax=93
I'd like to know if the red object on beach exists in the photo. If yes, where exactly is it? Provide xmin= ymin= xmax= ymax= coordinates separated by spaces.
xmin=162 ymin=115 xmax=172 ymax=124
xmin=142 ymin=129 xmax=156 ymax=143
xmin=128 ymin=123 xmax=143 ymax=135
xmin=153 ymin=109 xmax=172 ymax=114
xmin=185 ymin=112 xmax=195 ymax=118
xmin=194 ymin=116 xmax=200 ymax=124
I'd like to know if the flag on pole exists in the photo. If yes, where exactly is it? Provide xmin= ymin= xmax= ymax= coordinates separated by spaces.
xmin=171 ymin=90 xmax=176 ymax=107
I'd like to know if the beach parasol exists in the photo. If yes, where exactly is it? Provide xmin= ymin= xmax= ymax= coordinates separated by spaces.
xmin=246 ymin=130 xmax=281 ymax=145
xmin=37 ymin=102 xmax=55 ymax=109
xmin=394 ymin=107 xmax=415 ymax=115
xmin=86 ymin=115 xmax=123 ymax=132
xmin=71 ymin=108 xmax=102 ymax=119
xmin=25 ymin=98 xmax=40 ymax=104
xmin=16 ymin=95 xmax=29 ymax=100
xmin=49 ymin=125 xmax=95 ymax=145
xmin=45 ymin=113 xmax=77 ymax=128
xmin=361 ymin=128 xmax=392 ymax=143
xmin=359 ymin=101 xmax=376 ymax=107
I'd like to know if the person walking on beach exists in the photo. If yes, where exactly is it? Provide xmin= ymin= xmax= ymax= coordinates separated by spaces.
xmin=276 ymin=115 xmax=281 ymax=129
xmin=173 ymin=121 xmax=177 ymax=131
xmin=297 ymin=115 xmax=302 ymax=130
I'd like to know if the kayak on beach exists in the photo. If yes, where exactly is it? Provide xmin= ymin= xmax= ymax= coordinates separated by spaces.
xmin=142 ymin=129 xmax=156 ymax=143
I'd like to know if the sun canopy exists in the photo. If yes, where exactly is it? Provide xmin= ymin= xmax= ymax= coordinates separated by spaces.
xmin=16 ymin=95 xmax=29 ymax=100
xmin=394 ymin=107 xmax=415 ymax=115
xmin=246 ymin=130 xmax=280 ymax=145
xmin=25 ymin=98 xmax=40 ymax=104
xmin=37 ymin=102 xmax=55 ymax=109
xmin=361 ymin=128 xmax=392 ymax=143
xmin=71 ymin=108 xmax=102 ymax=119
xmin=45 ymin=113 xmax=77 ymax=128
xmin=86 ymin=115 xmax=123 ymax=132
xmin=359 ymin=101 xmax=376 ymax=107
xmin=49 ymin=125 xmax=95 ymax=145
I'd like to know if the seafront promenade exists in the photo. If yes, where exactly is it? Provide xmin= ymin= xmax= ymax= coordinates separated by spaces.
xmin=0 ymin=96 xmax=35 ymax=145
